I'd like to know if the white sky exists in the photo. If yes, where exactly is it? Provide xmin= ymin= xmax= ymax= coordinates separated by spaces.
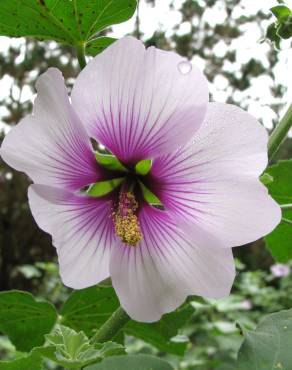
xmin=0 ymin=0 xmax=291 ymax=132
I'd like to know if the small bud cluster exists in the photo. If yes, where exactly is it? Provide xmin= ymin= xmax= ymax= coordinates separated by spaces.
xmin=113 ymin=191 xmax=142 ymax=246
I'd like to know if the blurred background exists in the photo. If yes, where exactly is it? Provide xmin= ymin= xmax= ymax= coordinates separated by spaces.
xmin=0 ymin=0 xmax=292 ymax=369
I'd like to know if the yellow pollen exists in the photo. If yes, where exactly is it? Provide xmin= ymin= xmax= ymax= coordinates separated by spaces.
xmin=113 ymin=192 xmax=142 ymax=246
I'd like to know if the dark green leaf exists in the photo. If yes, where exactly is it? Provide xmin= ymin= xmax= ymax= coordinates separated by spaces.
xmin=87 ymin=37 xmax=117 ymax=56
xmin=271 ymin=5 xmax=291 ymax=21
xmin=135 ymin=159 xmax=152 ymax=176
xmin=60 ymin=286 xmax=120 ymax=337
xmin=0 ymin=0 xmax=136 ymax=55
xmin=277 ymin=16 xmax=292 ymax=39
xmin=95 ymin=152 xmax=128 ymax=172
xmin=87 ymin=178 xmax=124 ymax=197
xmin=85 ymin=355 xmax=174 ymax=370
xmin=0 ymin=290 xmax=57 ymax=352
xmin=264 ymin=160 xmax=292 ymax=262
xmin=34 ymin=326 xmax=124 ymax=369
xmin=125 ymin=304 xmax=193 ymax=355
xmin=139 ymin=182 xmax=164 ymax=208
xmin=237 ymin=309 xmax=292 ymax=369
xmin=0 ymin=352 xmax=42 ymax=370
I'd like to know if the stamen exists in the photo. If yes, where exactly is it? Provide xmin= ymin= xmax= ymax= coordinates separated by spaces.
xmin=113 ymin=191 xmax=142 ymax=246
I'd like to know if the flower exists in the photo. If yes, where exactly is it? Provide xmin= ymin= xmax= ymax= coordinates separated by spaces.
xmin=271 ymin=263 xmax=290 ymax=278
xmin=0 ymin=37 xmax=281 ymax=322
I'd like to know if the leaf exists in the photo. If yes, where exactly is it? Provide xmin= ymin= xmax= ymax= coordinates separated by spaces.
xmin=85 ymin=354 xmax=174 ymax=370
xmin=139 ymin=182 xmax=164 ymax=208
xmin=135 ymin=159 xmax=152 ymax=176
xmin=264 ymin=160 xmax=292 ymax=262
xmin=237 ymin=309 xmax=292 ymax=370
xmin=61 ymin=286 xmax=192 ymax=355
xmin=0 ymin=290 xmax=57 ymax=352
xmin=271 ymin=5 xmax=291 ymax=21
xmin=0 ymin=352 xmax=43 ymax=370
xmin=87 ymin=178 xmax=124 ymax=197
xmin=95 ymin=152 xmax=128 ymax=172
xmin=277 ymin=16 xmax=292 ymax=39
xmin=60 ymin=286 xmax=120 ymax=337
xmin=0 ymin=0 xmax=137 ymax=55
xmin=87 ymin=37 xmax=117 ymax=56
xmin=125 ymin=304 xmax=193 ymax=355
xmin=34 ymin=326 xmax=124 ymax=369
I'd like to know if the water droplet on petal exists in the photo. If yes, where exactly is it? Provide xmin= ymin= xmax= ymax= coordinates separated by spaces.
xmin=177 ymin=60 xmax=192 ymax=75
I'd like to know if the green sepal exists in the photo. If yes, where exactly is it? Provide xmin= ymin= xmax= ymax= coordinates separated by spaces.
xmin=95 ymin=152 xmax=128 ymax=172
xmin=135 ymin=159 xmax=152 ymax=176
xmin=87 ymin=178 xmax=124 ymax=197
xmin=139 ymin=182 xmax=164 ymax=208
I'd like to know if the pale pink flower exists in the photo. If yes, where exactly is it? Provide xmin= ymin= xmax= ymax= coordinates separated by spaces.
xmin=0 ymin=37 xmax=281 ymax=322
xmin=271 ymin=264 xmax=290 ymax=278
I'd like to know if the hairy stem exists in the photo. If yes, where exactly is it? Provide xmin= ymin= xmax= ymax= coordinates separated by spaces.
xmin=91 ymin=307 xmax=130 ymax=343
xmin=268 ymin=103 xmax=292 ymax=161
xmin=76 ymin=43 xmax=86 ymax=70
xmin=280 ymin=204 xmax=292 ymax=210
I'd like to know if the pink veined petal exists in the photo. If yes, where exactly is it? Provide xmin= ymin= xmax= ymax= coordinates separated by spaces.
xmin=110 ymin=205 xmax=235 ymax=322
xmin=28 ymin=184 xmax=116 ymax=288
xmin=151 ymin=102 xmax=281 ymax=247
xmin=0 ymin=68 xmax=99 ymax=191
xmin=71 ymin=36 xmax=209 ymax=163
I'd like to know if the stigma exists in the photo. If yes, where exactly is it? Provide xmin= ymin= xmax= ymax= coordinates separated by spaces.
xmin=113 ymin=191 xmax=142 ymax=246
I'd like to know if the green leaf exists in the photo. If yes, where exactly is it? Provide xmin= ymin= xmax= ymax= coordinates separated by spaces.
xmin=61 ymin=286 xmax=192 ymax=355
xmin=95 ymin=152 xmax=128 ymax=172
xmin=135 ymin=159 xmax=152 ymax=176
xmin=264 ymin=160 xmax=292 ymax=262
xmin=125 ymin=304 xmax=193 ymax=355
xmin=34 ymin=326 xmax=124 ymax=369
xmin=0 ymin=352 xmax=42 ymax=370
xmin=271 ymin=5 xmax=291 ymax=21
xmin=0 ymin=0 xmax=137 ymax=55
xmin=277 ymin=16 xmax=292 ymax=39
xmin=60 ymin=286 xmax=120 ymax=337
xmin=0 ymin=290 xmax=57 ymax=352
xmin=85 ymin=355 xmax=174 ymax=370
xmin=87 ymin=178 xmax=124 ymax=197
xmin=87 ymin=37 xmax=117 ymax=56
xmin=139 ymin=182 xmax=164 ymax=208
xmin=237 ymin=309 xmax=292 ymax=370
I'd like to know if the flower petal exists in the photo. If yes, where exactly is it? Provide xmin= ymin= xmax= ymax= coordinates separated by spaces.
xmin=71 ymin=37 xmax=208 ymax=162
xmin=28 ymin=184 xmax=116 ymax=288
xmin=0 ymin=68 xmax=99 ymax=191
xmin=110 ymin=205 xmax=235 ymax=322
xmin=151 ymin=102 xmax=281 ymax=247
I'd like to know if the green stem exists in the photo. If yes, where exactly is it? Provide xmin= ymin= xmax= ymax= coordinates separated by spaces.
xmin=91 ymin=307 xmax=130 ymax=343
xmin=268 ymin=103 xmax=292 ymax=161
xmin=280 ymin=204 xmax=292 ymax=210
xmin=282 ymin=217 xmax=292 ymax=226
xmin=76 ymin=43 xmax=86 ymax=70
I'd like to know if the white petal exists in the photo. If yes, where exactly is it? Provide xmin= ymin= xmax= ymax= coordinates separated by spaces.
xmin=28 ymin=184 xmax=115 ymax=288
xmin=110 ymin=206 xmax=235 ymax=322
xmin=1 ymin=68 xmax=99 ymax=191
xmin=71 ymin=36 xmax=208 ymax=162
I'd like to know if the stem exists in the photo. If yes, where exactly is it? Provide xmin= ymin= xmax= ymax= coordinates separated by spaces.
xmin=282 ymin=217 xmax=292 ymax=226
xmin=268 ymin=103 xmax=292 ymax=161
xmin=91 ymin=307 xmax=130 ymax=343
xmin=280 ymin=204 xmax=292 ymax=210
xmin=76 ymin=43 xmax=86 ymax=70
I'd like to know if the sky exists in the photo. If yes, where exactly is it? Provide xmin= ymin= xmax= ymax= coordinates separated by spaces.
xmin=0 ymin=0 xmax=291 ymax=132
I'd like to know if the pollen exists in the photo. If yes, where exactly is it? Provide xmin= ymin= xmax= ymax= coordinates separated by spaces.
xmin=113 ymin=191 xmax=142 ymax=246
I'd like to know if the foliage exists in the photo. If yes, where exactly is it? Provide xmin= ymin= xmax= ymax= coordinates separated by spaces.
xmin=266 ymin=3 xmax=292 ymax=49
